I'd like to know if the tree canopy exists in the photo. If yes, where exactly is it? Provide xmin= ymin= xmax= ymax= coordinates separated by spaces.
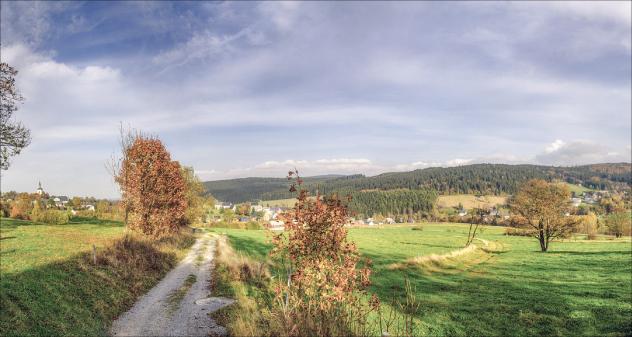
xmin=0 ymin=62 xmax=31 ymax=170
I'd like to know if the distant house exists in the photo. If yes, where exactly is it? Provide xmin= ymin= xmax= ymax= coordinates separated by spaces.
xmin=385 ymin=217 xmax=395 ymax=224
xmin=52 ymin=196 xmax=69 ymax=207
xmin=251 ymin=205 xmax=264 ymax=212
xmin=571 ymin=198 xmax=582 ymax=207
xmin=458 ymin=210 xmax=468 ymax=217
xmin=268 ymin=220 xmax=285 ymax=230
xmin=214 ymin=202 xmax=233 ymax=210
xmin=366 ymin=218 xmax=375 ymax=226
xmin=85 ymin=204 xmax=95 ymax=211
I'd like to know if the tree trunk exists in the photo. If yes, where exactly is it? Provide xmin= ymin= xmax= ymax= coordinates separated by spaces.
xmin=538 ymin=231 xmax=547 ymax=252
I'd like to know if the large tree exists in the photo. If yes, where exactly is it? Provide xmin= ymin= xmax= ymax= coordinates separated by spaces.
xmin=605 ymin=211 xmax=631 ymax=238
xmin=116 ymin=136 xmax=187 ymax=237
xmin=0 ymin=63 xmax=31 ymax=170
xmin=181 ymin=165 xmax=206 ymax=224
xmin=511 ymin=179 xmax=576 ymax=252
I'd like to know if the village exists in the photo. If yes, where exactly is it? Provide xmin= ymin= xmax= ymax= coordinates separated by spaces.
xmin=204 ymin=185 xmax=616 ymax=231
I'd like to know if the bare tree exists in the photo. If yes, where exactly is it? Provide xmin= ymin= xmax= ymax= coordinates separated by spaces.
xmin=106 ymin=123 xmax=141 ymax=226
xmin=0 ymin=63 xmax=30 ymax=170
xmin=465 ymin=205 xmax=484 ymax=247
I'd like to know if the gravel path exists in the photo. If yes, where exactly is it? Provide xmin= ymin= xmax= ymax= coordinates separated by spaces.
xmin=110 ymin=233 xmax=234 ymax=337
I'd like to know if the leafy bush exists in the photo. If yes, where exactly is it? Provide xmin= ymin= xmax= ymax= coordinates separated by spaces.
xmin=245 ymin=221 xmax=262 ymax=230
xmin=209 ymin=221 xmax=263 ymax=230
xmin=31 ymin=210 xmax=70 ymax=225
xmin=504 ymin=227 xmax=531 ymax=237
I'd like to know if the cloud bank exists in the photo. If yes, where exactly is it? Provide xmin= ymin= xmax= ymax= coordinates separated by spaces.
xmin=0 ymin=2 xmax=629 ymax=197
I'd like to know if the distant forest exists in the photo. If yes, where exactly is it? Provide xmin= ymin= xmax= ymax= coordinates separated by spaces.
xmin=204 ymin=163 xmax=631 ymax=203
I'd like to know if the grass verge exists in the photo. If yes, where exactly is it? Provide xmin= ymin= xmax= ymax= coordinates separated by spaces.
xmin=0 ymin=217 xmax=195 ymax=337
xmin=209 ymin=235 xmax=272 ymax=337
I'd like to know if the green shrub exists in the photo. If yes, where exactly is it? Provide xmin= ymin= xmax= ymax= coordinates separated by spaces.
xmin=32 ymin=210 xmax=70 ymax=225
xmin=245 ymin=221 xmax=262 ymax=230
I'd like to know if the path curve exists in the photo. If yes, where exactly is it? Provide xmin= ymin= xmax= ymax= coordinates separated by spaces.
xmin=110 ymin=233 xmax=233 ymax=337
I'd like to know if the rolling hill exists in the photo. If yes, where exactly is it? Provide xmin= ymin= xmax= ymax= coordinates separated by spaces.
xmin=203 ymin=163 xmax=631 ymax=203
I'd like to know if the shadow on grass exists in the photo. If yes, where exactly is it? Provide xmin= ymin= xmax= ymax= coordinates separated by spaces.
xmin=549 ymin=250 xmax=631 ymax=256
xmin=364 ymin=250 xmax=632 ymax=337
xmin=0 ymin=218 xmax=45 ymax=229
xmin=0 ymin=236 xmax=180 ymax=337
xmin=223 ymin=234 xmax=272 ymax=260
xmin=68 ymin=217 xmax=124 ymax=227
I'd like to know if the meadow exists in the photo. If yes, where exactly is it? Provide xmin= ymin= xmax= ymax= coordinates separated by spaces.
xmin=209 ymin=223 xmax=632 ymax=336
xmin=436 ymin=195 xmax=507 ymax=210
xmin=0 ymin=217 xmax=195 ymax=337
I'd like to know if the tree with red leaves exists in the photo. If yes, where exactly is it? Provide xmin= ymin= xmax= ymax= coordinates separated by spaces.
xmin=116 ymin=136 xmax=187 ymax=237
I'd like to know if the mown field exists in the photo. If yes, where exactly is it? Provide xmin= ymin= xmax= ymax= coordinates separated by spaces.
xmin=0 ymin=217 xmax=195 ymax=337
xmin=209 ymin=224 xmax=632 ymax=336
xmin=436 ymin=195 xmax=507 ymax=210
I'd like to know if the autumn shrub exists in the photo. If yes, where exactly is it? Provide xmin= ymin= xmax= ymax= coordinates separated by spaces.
xmin=269 ymin=171 xmax=376 ymax=337
xmin=504 ymin=227 xmax=531 ymax=237
xmin=9 ymin=193 xmax=31 ymax=220
xmin=116 ymin=136 xmax=187 ymax=238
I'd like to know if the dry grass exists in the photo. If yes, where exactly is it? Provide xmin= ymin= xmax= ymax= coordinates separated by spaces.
xmin=388 ymin=238 xmax=507 ymax=274
xmin=437 ymin=194 xmax=507 ymax=209
xmin=210 ymin=235 xmax=271 ymax=337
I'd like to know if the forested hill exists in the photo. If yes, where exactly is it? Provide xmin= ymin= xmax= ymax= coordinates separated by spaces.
xmin=203 ymin=163 xmax=631 ymax=203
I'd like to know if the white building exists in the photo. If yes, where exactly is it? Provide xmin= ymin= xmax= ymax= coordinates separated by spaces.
xmin=269 ymin=220 xmax=285 ymax=231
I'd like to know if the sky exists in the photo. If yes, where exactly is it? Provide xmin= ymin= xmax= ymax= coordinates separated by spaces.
xmin=1 ymin=1 xmax=630 ymax=198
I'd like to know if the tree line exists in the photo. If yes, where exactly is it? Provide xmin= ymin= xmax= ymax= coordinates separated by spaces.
xmin=205 ymin=164 xmax=631 ymax=203
xmin=345 ymin=189 xmax=437 ymax=218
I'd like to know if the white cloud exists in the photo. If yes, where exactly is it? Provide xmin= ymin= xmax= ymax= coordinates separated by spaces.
xmin=543 ymin=2 xmax=631 ymax=26
xmin=258 ymin=1 xmax=302 ymax=31
xmin=536 ymin=140 xmax=630 ymax=166
xmin=544 ymin=139 xmax=566 ymax=154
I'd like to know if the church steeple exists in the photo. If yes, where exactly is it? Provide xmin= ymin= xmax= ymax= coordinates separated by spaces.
xmin=36 ymin=181 xmax=44 ymax=195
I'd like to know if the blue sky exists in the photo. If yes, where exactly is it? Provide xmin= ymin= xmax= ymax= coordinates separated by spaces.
xmin=1 ymin=1 xmax=630 ymax=198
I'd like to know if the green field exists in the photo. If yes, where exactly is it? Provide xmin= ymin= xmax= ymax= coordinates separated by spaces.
xmin=0 ymin=217 xmax=194 ymax=337
xmin=260 ymin=198 xmax=298 ymax=207
xmin=566 ymin=183 xmax=595 ymax=196
xmin=209 ymin=224 xmax=632 ymax=336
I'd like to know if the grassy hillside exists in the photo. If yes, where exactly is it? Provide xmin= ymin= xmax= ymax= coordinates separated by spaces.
xmin=0 ymin=217 xmax=195 ymax=337
xmin=209 ymin=224 xmax=632 ymax=336
xmin=204 ymin=163 xmax=631 ymax=203
xmin=565 ymin=183 xmax=594 ymax=196
xmin=260 ymin=198 xmax=298 ymax=207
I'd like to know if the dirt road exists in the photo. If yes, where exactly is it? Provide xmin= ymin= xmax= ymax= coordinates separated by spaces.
xmin=110 ymin=233 xmax=234 ymax=337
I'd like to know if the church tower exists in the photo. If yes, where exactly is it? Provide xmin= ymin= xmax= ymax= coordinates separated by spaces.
xmin=36 ymin=181 xmax=44 ymax=195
